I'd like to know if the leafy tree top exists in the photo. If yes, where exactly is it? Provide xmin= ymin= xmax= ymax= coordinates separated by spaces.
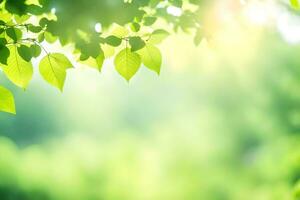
xmin=0 ymin=0 xmax=298 ymax=114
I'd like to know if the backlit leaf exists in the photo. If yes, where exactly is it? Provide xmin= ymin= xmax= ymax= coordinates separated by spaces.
xmin=114 ymin=48 xmax=141 ymax=81
xmin=39 ymin=53 xmax=73 ymax=91
xmin=44 ymin=32 xmax=57 ymax=43
xmin=130 ymin=22 xmax=140 ymax=32
xmin=111 ymin=24 xmax=129 ymax=38
xmin=138 ymin=44 xmax=162 ymax=74
xmin=0 ymin=85 xmax=15 ymax=114
xmin=148 ymin=29 xmax=169 ymax=44
xmin=102 ymin=44 xmax=115 ymax=58
xmin=1 ymin=45 xmax=33 ymax=89
xmin=79 ymin=51 xmax=104 ymax=72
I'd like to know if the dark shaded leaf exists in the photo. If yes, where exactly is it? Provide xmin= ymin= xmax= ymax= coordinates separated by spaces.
xmin=30 ymin=44 xmax=41 ymax=58
xmin=0 ymin=45 xmax=9 ymax=65
xmin=129 ymin=36 xmax=145 ymax=52
xmin=17 ymin=45 xmax=32 ymax=62
xmin=0 ymin=38 xmax=7 ymax=46
xmin=6 ymin=27 xmax=22 ymax=42
xmin=28 ymin=24 xmax=42 ymax=33
xmin=105 ymin=35 xmax=122 ymax=47
xmin=26 ymin=4 xmax=44 ymax=15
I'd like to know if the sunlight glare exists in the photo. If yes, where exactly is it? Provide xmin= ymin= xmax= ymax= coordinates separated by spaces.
xmin=51 ymin=7 xmax=56 ymax=14
xmin=95 ymin=23 xmax=102 ymax=33
xmin=167 ymin=6 xmax=182 ymax=17
xmin=277 ymin=13 xmax=300 ymax=44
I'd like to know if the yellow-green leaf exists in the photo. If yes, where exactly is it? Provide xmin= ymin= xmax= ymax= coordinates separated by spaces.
xmin=138 ymin=44 xmax=162 ymax=75
xmin=148 ymin=29 xmax=169 ymax=44
xmin=1 ymin=45 xmax=33 ymax=89
xmin=114 ymin=48 xmax=141 ymax=81
xmin=0 ymin=12 xmax=12 ymax=23
xmin=0 ymin=86 xmax=15 ymax=114
xmin=79 ymin=52 xmax=104 ymax=72
xmin=44 ymin=32 xmax=57 ymax=43
xmin=102 ymin=44 xmax=115 ymax=58
xmin=111 ymin=24 xmax=129 ymax=38
xmin=39 ymin=53 xmax=73 ymax=91
xmin=14 ymin=15 xmax=30 ymax=24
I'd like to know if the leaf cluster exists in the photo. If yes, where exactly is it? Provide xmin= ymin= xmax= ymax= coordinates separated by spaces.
xmin=0 ymin=0 xmax=297 ymax=114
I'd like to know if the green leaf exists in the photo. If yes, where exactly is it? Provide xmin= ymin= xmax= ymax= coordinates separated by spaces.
xmin=114 ymin=48 xmax=141 ymax=81
xmin=95 ymin=52 xmax=105 ymax=71
xmin=134 ymin=10 xmax=146 ymax=22
xmin=26 ymin=4 xmax=44 ymax=15
xmin=149 ymin=0 xmax=161 ymax=7
xmin=80 ymin=43 xmax=101 ymax=58
xmin=14 ymin=14 xmax=30 ymax=24
xmin=79 ymin=52 xmax=104 ymax=72
xmin=102 ymin=44 xmax=115 ymax=58
xmin=30 ymin=44 xmax=41 ymax=58
xmin=143 ymin=17 xmax=157 ymax=26
xmin=38 ymin=32 xmax=45 ymax=42
xmin=130 ymin=22 xmax=140 ymax=32
xmin=39 ymin=17 xmax=49 ymax=27
xmin=105 ymin=35 xmax=122 ymax=47
xmin=0 ymin=13 xmax=11 ymax=23
xmin=170 ymin=0 xmax=183 ymax=7
xmin=44 ymin=32 xmax=57 ymax=43
xmin=79 ymin=53 xmax=89 ymax=61
xmin=28 ymin=24 xmax=42 ymax=33
xmin=0 ymin=38 xmax=7 ymax=46
xmin=0 ymin=85 xmax=15 ymax=114
xmin=0 ymin=45 xmax=9 ymax=65
xmin=129 ymin=36 xmax=145 ymax=52
xmin=110 ymin=24 xmax=129 ymax=38
xmin=194 ymin=29 xmax=203 ymax=46
xmin=17 ymin=45 xmax=32 ymax=62
xmin=6 ymin=27 xmax=22 ymax=42
xmin=1 ymin=45 xmax=33 ymax=89
xmin=39 ymin=53 xmax=73 ymax=91
xmin=148 ymin=29 xmax=169 ymax=44
xmin=138 ymin=44 xmax=162 ymax=74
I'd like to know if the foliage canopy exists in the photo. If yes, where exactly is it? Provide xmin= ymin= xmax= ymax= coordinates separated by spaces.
xmin=0 ymin=0 xmax=298 ymax=113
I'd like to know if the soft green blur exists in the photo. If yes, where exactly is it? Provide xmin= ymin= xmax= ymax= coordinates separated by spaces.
xmin=1 ymin=10 xmax=300 ymax=200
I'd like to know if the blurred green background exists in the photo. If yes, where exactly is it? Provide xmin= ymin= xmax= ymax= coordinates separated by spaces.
xmin=1 ymin=3 xmax=300 ymax=200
